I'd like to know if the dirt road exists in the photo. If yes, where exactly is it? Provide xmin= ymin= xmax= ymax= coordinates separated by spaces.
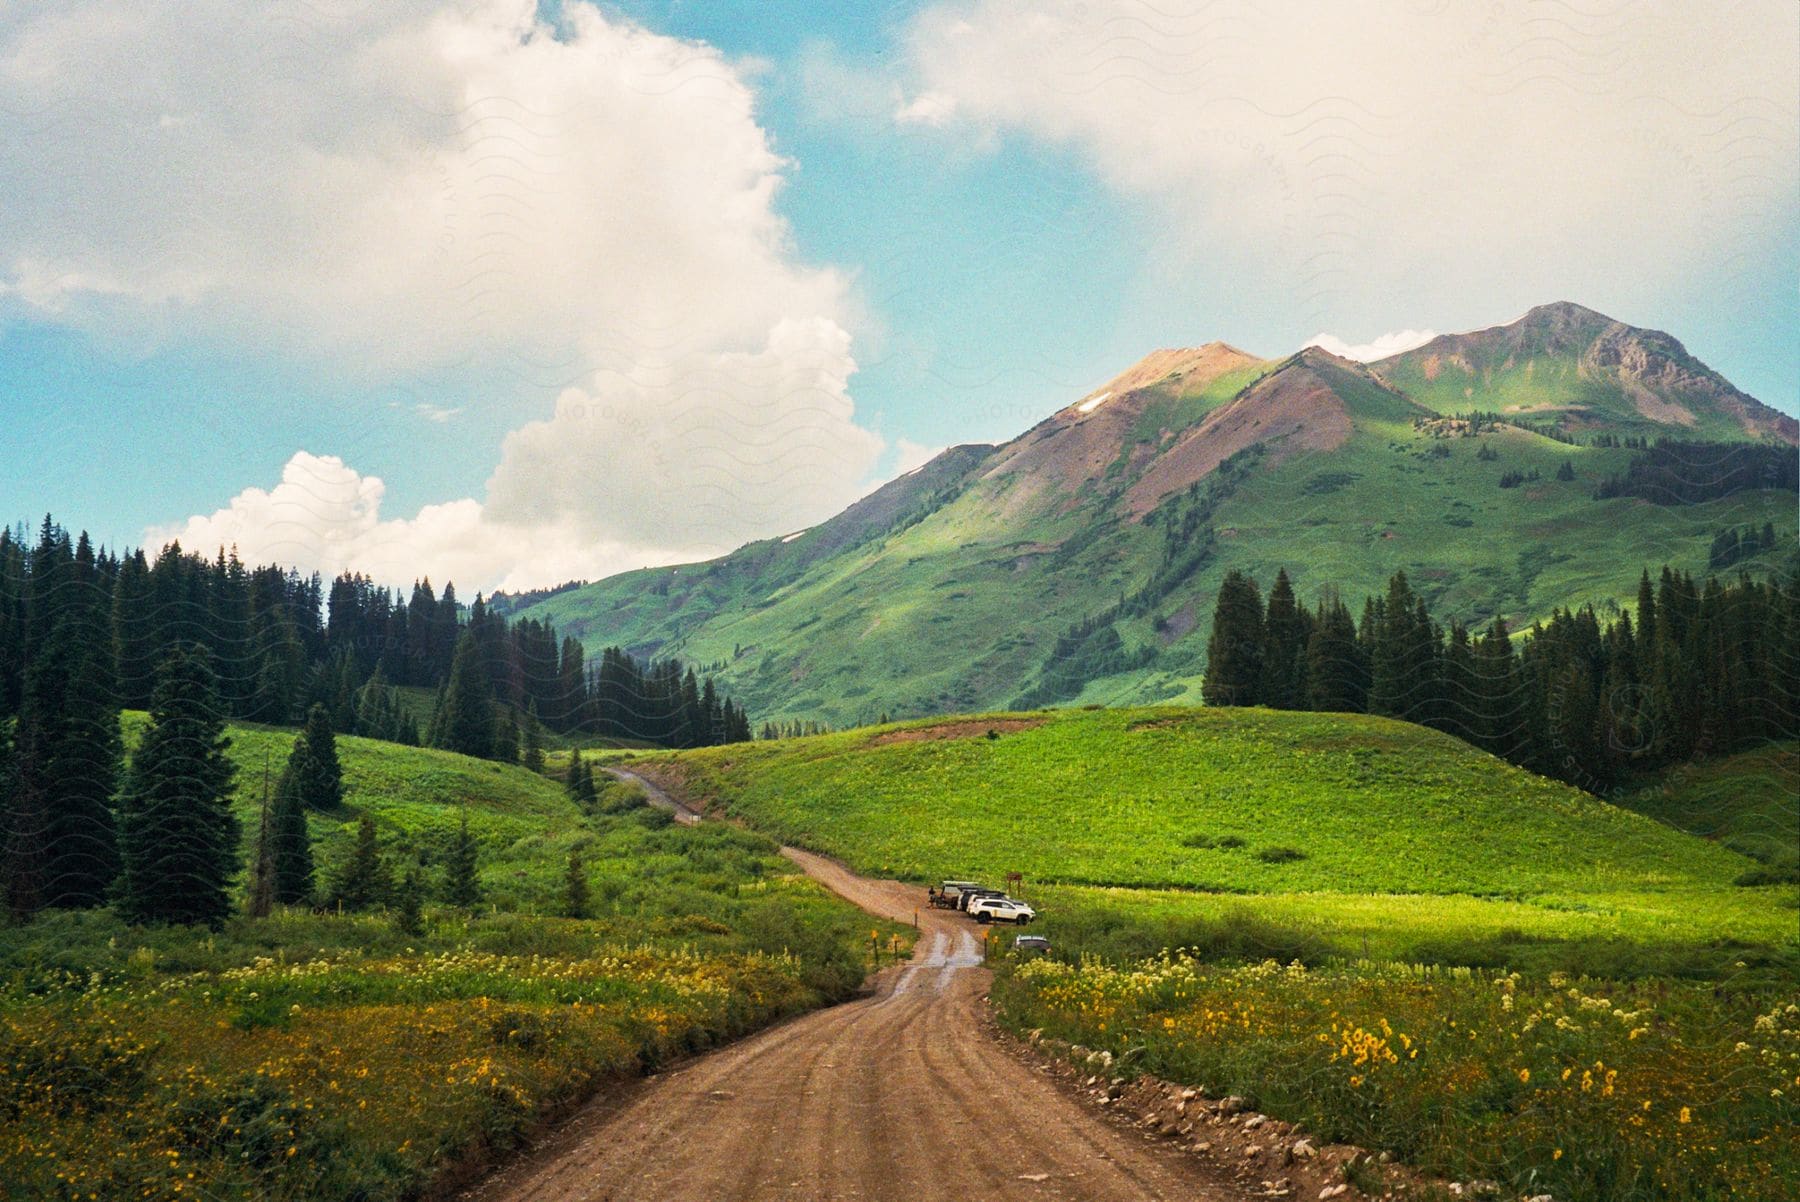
xmin=466 ymin=794 xmax=1247 ymax=1201
xmin=603 ymin=766 xmax=701 ymax=824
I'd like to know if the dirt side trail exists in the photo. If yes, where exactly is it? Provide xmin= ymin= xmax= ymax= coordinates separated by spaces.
xmin=464 ymin=779 xmax=1250 ymax=1201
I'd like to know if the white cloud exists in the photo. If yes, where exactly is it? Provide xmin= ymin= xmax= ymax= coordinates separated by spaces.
xmin=484 ymin=317 xmax=884 ymax=549
xmin=898 ymin=1 xmax=1799 ymax=331
xmin=0 ymin=0 xmax=847 ymax=373
xmin=1305 ymin=329 xmax=1436 ymax=363
xmin=150 ymin=452 xmax=704 ymax=594
xmin=895 ymin=90 xmax=958 ymax=127
xmin=4 ymin=1 xmax=895 ymax=588
xmin=892 ymin=438 xmax=945 ymax=476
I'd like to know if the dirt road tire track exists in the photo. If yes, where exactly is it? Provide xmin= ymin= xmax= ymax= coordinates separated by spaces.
xmin=465 ymin=780 xmax=1250 ymax=1201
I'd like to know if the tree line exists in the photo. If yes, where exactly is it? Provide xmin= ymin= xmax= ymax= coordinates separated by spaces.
xmin=1204 ymin=561 xmax=1800 ymax=791
xmin=0 ymin=515 xmax=754 ymax=921
xmin=0 ymin=517 xmax=752 ymax=755
xmin=1593 ymin=441 xmax=1797 ymax=506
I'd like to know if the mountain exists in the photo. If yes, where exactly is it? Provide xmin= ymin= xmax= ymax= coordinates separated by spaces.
xmin=1375 ymin=301 xmax=1799 ymax=443
xmin=508 ymin=304 xmax=1798 ymax=727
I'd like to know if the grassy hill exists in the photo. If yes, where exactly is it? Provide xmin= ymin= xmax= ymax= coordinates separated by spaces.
xmin=645 ymin=707 xmax=1795 ymax=968
xmin=509 ymin=303 xmax=1798 ymax=728
xmin=123 ymin=712 xmax=588 ymax=909
xmin=1620 ymin=742 xmax=1800 ymax=878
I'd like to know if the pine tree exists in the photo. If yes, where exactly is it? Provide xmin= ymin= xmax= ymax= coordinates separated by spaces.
xmin=578 ymin=758 xmax=598 ymax=806
xmin=442 ymin=815 xmax=481 ymax=908
xmin=118 ymin=647 xmax=238 ymax=927
xmin=565 ymin=747 xmax=585 ymax=800
xmin=8 ymin=525 xmax=124 ymax=914
xmin=1304 ymin=592 xmax=1366 ymax=713
xmin=111 ymin=549 xmax=156 ymax=709
xmin=563 ymin=849 xmax=590 ymax=919
xmin=248 ymin=606 xmax=304 ymax=725
xmin=521 ymin=703 xmax=546 ymax=773
xmin=330 ymin=816 xmax=390 ymax=911
xmin=394 ymin=864 xmax=424 ymax=937
xmin=434 ymin=632 xmax=496 ymax=759
xmin=1259 ymin=569 xmax=1306 ymax=709
xmin=1202 ymin=570 xmax=1264 ymax=707
xmin=294 ymin=704 xmax=344 ymax=810
xmin=1441 ymin=622 xmax=1479 ymax=744
xmin=425 ymin=682 xmax=447 ymax=748
xmin=1368 ymin=572 xmax=1436 ymax=722
xmin=247 ymin=756 xmax=276 ymax=919
xmin=498 ymin=707 xmax=520 ymax=764
xmin=270 ymin=759 xmax=314 ymax=906
xmin=556 ymin=637 xmax=587 ymax=733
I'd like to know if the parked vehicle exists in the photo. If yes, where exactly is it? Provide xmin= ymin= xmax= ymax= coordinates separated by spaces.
xmin=1013 ymin=934 xmax=1051 ymax=954
xmin=929 ymin=880 xmax=985 ymax=909
xmin=968 ymin=896 xmax=1036 ymax=925
xmin=956 ymin=888 xmax=1008 ymax=913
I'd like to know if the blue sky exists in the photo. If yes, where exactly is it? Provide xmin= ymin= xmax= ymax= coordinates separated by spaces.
xmin=1 ymin=1 xmax=1794 ymax=591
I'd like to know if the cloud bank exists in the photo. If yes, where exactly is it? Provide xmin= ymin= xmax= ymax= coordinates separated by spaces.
xmin=1306 ymin=330 xmax=1437 ymax=364
xmin=0 ymin=1 xmax=886 ymax=590
xmin=897 ymin=1 xmax=1798 ymax=333
xmin=150 ymin=452 xmax=707 ymax=595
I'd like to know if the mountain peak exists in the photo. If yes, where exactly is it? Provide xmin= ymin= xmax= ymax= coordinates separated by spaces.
xmin=1520 ymin=299 xmax=1613 ymax=325
xmin=1375 ymin=303 xmax=1797 ymax=444
xmin=1077 ymin=342 xmax=1264 ymax=410
xmin=1289 ymin=344 xmax=1365 ymax=371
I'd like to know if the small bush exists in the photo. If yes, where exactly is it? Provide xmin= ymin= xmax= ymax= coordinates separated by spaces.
xmin=1255 ymin=846 xmax=1307 ymax=864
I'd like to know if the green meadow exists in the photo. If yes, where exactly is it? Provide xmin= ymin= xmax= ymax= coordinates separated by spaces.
xmin=654 ymin=707 xmax=1793 ymax=971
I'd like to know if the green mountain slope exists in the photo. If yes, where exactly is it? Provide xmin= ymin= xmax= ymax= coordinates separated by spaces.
xmin=509 ymin=304 xmax=1799 ymax=727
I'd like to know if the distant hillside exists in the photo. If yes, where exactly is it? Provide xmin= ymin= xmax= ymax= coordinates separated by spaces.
xmin=515 ymin=303 xmax=1798 ymax=726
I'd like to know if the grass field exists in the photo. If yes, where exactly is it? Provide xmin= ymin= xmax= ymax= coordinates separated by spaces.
xmin=2 ymin=719 xmax=902 ymax=1201
xmin=992 ymin=953 xmax=1800 ymax=1202
xmin=653 ymin=707 xmax=1789 ymax=967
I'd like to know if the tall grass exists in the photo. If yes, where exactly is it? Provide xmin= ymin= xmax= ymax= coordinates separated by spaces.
xmin=993 ymin=951 xmax=1800 ymax=1201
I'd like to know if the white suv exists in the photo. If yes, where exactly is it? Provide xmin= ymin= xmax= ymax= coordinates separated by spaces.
xmin=968 ymin=897 xmax=1036 ymax=925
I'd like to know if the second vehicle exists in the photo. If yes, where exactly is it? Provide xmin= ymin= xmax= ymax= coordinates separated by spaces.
xmin=967 ymin=896 xmax=1036 ymax=924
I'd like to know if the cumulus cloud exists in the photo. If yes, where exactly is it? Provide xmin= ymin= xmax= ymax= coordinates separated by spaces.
xmin=0 ymin=1 xmax=899 ymax=588
xmin=484 ymin=317 xmax=884 ymax=548
xmin=150 ymin=452 xmax=705 ymax=594
xmin=1305 ymin=329 xmax=1436 ymax=363
xmin=0 ymin=0 xmax=846 ymax=372
xmin=898 ymin=1 xmax=1799 ymax=331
